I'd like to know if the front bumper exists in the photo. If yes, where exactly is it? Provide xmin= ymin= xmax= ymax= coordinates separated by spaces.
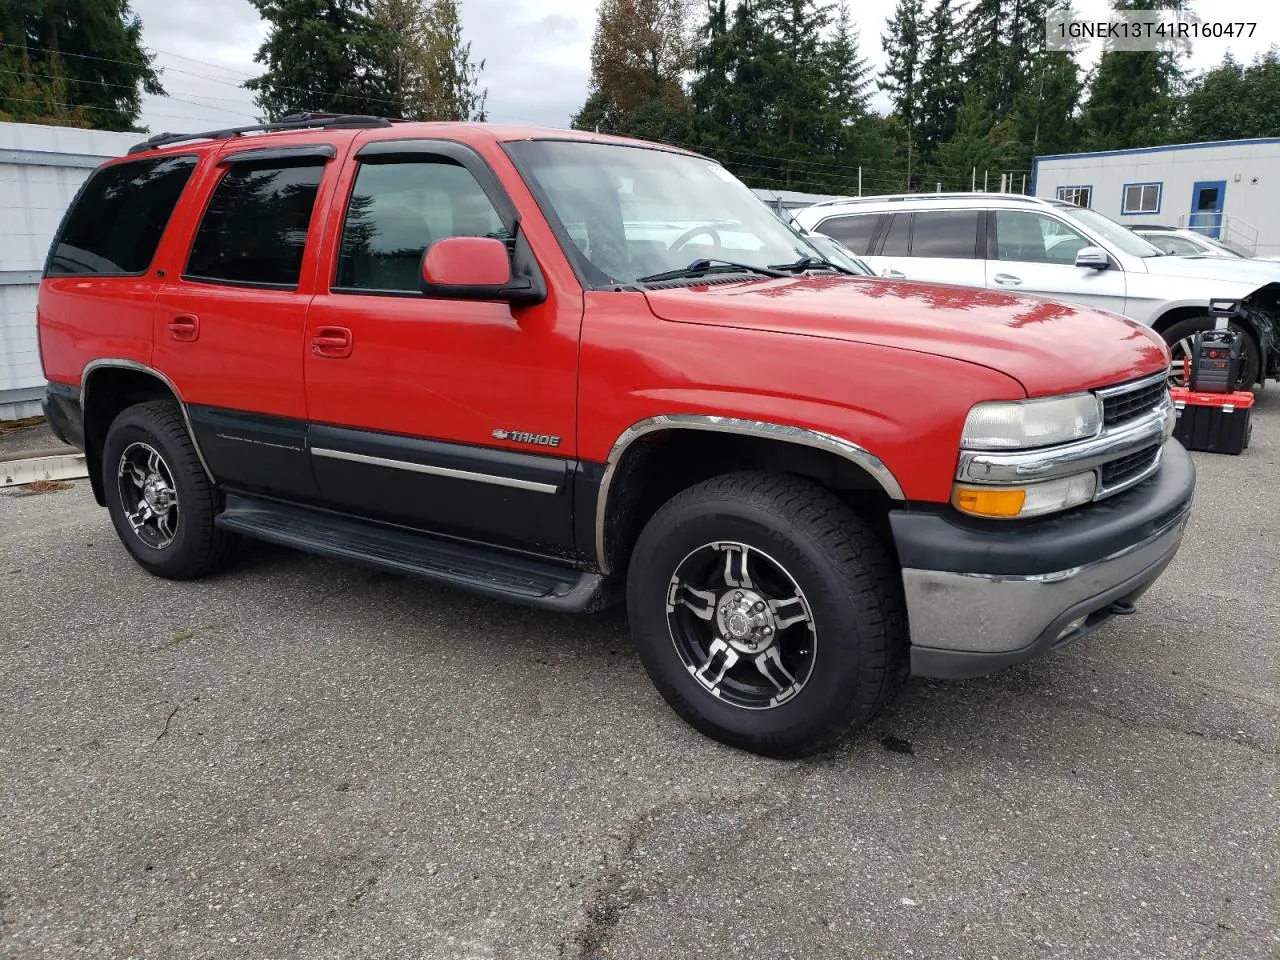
xmin=892 ymin=440 xmax=1195 ymax=679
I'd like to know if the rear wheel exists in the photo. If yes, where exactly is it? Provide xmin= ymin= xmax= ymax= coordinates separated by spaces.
xmin=1162 ymin=315 xmax=1259 ymax=388
xmin=626 ymin=472 xmax=906 ymax=758
xmin=102 ymin=399 xmax=236 ymax=580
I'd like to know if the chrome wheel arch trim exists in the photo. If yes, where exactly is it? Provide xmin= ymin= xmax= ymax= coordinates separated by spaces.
xmin=80 ymin=358 xmax=215 ymax=482
xmin=594 ymin=414 xmax=905 ymax=574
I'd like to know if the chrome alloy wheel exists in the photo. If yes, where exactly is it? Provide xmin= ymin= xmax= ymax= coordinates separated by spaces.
xmin=117 ymin=442 xmax=180 ymax=549
xmin=665 ymin=541 xmax=816 ymax=709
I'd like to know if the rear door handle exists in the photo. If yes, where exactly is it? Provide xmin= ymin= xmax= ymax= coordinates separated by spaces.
xmin=168 ymin=314 xmax=199 ymax=342
xmin=993 ymin=273 xmax=1023 ymax=286
xmin=312 ymin=326 xmax=352 ymax=359
xmin=881 ymin=269 xmax=906 ymax=279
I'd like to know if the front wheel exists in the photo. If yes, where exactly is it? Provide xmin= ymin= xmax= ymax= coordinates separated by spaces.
xmin=626 ymin=472 xmax=906 ymax=758
xmin=1162 ymin=316 xmax=1259 ymax=388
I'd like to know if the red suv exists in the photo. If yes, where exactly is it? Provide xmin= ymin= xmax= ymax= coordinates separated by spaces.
xmin=38 ymin=114 xmax=1194 ymax=756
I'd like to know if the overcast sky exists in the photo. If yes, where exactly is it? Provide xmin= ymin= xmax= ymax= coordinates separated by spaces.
xmin=133 ymin=0 xmax=1277 ymax=135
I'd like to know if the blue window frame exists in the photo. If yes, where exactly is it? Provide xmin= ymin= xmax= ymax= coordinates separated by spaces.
xmin=1055 ymin=185 xmax=1092 ymax=208
xmin=1121 ymin=182 xmax=1162 ymax=216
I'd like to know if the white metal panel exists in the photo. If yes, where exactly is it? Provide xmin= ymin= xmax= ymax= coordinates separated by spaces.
xmin=0 ymin=122 xmax=137 ymax=414
xmin=1034 ymin=140 xmax=1280 ymax=257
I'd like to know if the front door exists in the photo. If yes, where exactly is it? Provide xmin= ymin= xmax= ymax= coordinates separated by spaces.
xmin=985 ymin=210 xmax=1127 ymax=315
xmin=302 ymin=140 xmax=582 ymax=554
xmin=1190 ymin=181 xmax=1226 ymax=239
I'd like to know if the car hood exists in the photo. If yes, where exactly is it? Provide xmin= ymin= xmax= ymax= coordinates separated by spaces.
xmin=1142 ymin=254 xmax=1280 ymax=286
xmin=643 ymin=275 xmax=1169 ymax=396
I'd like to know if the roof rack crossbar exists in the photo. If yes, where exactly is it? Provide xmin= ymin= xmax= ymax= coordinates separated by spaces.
xmin=127 ymin=113 xmax=395 ymax=155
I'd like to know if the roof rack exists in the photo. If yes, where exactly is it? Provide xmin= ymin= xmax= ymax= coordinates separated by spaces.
xmin=127 ymin=113 xmax=396 ymax=155
xmin=807 ymin=192 xmax=1049 ymax=208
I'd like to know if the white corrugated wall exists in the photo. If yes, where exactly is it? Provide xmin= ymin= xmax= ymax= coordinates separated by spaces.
xmin=0 ymin=122 xmax=138 ymax=419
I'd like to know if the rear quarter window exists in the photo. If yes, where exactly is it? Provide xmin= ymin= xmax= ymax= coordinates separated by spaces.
xmin=46 ymin=155 xmax=197 ymax=276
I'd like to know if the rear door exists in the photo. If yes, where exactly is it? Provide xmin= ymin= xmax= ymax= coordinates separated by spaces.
xmin=152 ymin=142 xmax=341 ymax=500
xmin=984 ymin=209 xmax=1127 ymax=313
xmin=899 ymin=209 xmax=986 ymax=287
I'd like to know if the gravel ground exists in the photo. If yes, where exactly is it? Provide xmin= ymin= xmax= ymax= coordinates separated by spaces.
xmin=1 ymin=395 xmax=1276 ymax=960
xmin=0 ymin=420 xmax=74 ymax=462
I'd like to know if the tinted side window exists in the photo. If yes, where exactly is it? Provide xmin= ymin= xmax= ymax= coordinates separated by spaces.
xmin=336 ymin=160 xmax=508 ymax=292
xmin=815 ymin=214 xmax=878 ymax=255
xmin=186 ymin=163 xmax=324 ymax=287
xmin=911 ymin=210 xmax=980 ymax=258
xmin=48 ymin=155 xmax=196 ymax=276
xmin=879 ymin=213 xmax=910 ymax=256
xmin=994 ymin=211 xmax=1090 ymax=265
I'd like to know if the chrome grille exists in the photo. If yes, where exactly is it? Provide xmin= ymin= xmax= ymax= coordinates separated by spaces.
xmin=1100 ymin=375 xmax=1169 ymax=428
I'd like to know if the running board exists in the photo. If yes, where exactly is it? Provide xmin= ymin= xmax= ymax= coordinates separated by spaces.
xmin=216 ymin=493 xmax=611 ymax=612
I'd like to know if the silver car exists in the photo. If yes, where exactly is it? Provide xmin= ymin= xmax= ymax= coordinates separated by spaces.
xmin=794 ymin=193 xmax=1280 ymax=386
xmin=1130 ymin=225 xmax=1245 ymax=259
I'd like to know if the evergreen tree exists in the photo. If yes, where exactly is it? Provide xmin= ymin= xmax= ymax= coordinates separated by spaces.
xmin=758 ymin=0 xmax=838 ymax=186
xmin=688 ymin=0 xmax=783 ymax=183
xmin=1180 ymin=48 xmax=1280 ymax=142
xmin=246 ymin=0 xmax=396 ymax=120
xmin=879 ymin=0 xmax=925 ymax=185
xmin=422 ymin=0 xmax=486 ymax=121
xmin=824 ymin=1 xmax=896 ymax=191
xmin=1080 ymin=0 xmax=1189 ymax=149
xmin=931 ymin=89 xmax=1016 ymax=189
xmin=915 ymin=0 xmax=963 ymax=163
xmin=0 ymin=0 xmax=162 ymax=130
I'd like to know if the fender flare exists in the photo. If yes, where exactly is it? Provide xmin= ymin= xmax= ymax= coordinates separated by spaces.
xmin=81 ymin=358 xmax=215 ymax=482
xmin=593 ymin=414 xmax=905 ymax=574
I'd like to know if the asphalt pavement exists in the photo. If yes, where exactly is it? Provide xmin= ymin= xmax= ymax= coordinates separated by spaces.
xmin=1 ymin=394 xmax=1276 ymax=960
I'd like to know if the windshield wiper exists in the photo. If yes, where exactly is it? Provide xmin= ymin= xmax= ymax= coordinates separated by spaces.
xmin=767 ymin=255 xmax=855 ymax=276
xmin=636 ymin=258 xmax=787 ymax=283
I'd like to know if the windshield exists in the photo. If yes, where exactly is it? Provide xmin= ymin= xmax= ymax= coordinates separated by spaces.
xmin=506 ymin=140 xmax=829 ymax=285
xmin=1064 ymin=206 xmax=1165 ymax=258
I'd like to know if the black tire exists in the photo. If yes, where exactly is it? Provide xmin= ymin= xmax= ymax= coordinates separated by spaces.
xmin=626 ymin=471 xmax=906 ymax=758
xmin=1162 ymin=316 xmax=1260 ymax=388
xmin=102 ymin=399 xmax=236 ymax=580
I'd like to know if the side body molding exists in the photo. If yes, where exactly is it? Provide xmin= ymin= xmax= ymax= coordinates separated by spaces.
xmin=593 ymin=414 xmax=906 ymax=574
xmin=80 ymin=358 xmax=216 ymax=481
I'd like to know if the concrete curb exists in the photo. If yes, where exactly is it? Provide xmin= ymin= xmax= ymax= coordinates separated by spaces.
xmin=1 ymin=453 xmax=89 ymax=488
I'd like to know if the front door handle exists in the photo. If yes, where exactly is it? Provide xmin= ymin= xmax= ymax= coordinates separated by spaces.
xmin=993 ymin=273 xmax=1023 ymax=286
xmin=168 ymin=314 xmax=199 ymax=342
xmin=881 ymin=269 xmax=906 ymax=279
xmin=312 ymin=326 xmax=353 ymax=359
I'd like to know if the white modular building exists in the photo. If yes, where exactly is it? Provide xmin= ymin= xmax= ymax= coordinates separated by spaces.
xmin=1031 ymin=138 xmax=1280 ymax=258
xmin=0 ymin=121 xmax=137 ymax=419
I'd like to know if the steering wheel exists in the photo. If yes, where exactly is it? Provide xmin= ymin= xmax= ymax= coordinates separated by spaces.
xmin=669 ymin=225 xmax=722 ymax=254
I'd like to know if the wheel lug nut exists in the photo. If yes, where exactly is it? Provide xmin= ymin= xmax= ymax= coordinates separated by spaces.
xmin=734 ymin=591 xmax=743 ymax=601
xmin=762 ymin=626 xmax=773 ymax=637
xmin=753 ymin=601 xmax=765 ymax=612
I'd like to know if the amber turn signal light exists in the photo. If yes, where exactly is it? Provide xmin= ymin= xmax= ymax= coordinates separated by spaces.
xmin=952 ymin=486 xmax=1027 ymax=518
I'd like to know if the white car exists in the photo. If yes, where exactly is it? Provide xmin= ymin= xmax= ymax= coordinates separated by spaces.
xmin=1130 ymin=225 xmax=1244 ymax=259
xmin=794 ymin=193 xmax=1280 ymax=386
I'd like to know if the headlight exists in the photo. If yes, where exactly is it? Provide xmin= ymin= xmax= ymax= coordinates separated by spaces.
xmin=961 ymin=394 xmax=1102 ymax=450
xmin=953 ymin=471 xmax=1098 ymax=519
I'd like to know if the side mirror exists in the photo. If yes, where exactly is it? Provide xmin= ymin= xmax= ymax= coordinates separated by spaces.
xmin=1075 ymin=246 xmax=1111 ymax=270
xmin=420 ymin=236 xmax=546 ymax=305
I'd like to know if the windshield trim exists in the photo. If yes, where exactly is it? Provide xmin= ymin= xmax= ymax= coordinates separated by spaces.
xmin=500 ymin=139 xmax=830 ymax=292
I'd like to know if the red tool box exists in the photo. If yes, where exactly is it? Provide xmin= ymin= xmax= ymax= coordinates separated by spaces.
xmin=1170 ymin=387 xmax=1254 ymax=455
